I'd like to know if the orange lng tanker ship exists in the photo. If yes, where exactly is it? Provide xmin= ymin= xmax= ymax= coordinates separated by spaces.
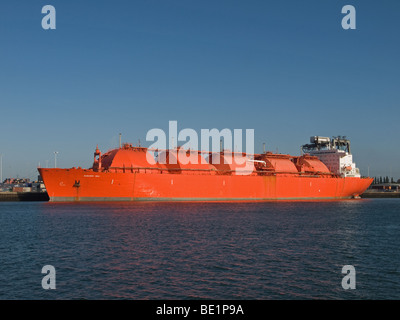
xmin=38 ymin=136 xmax=372 ymax=202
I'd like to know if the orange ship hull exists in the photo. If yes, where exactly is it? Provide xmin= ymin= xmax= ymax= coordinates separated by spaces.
xmin=38 ymin=168 xmax=373 ymax=202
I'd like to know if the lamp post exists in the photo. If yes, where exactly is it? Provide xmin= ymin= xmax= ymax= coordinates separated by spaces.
xmin=0 ymin=154 xmax=3 ymax=184
xmin=54 ymin=151 xmax=59 ymax=168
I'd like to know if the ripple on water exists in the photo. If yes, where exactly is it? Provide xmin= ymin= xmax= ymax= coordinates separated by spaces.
xmin=0 ymin=199 xmax=399 ymax=299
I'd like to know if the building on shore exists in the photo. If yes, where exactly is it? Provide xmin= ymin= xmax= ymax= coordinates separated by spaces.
xmin=366 ymin=183 xmax=400 ymax=192
xmin=1 ymin=175 xmax=46 ymax=193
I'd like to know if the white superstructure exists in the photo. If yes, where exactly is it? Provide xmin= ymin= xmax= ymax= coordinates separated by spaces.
xmin=302 ymin=136 xmax=361 ymax=178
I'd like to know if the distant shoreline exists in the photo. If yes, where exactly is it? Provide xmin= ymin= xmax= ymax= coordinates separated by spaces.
xmin=360 ymin=192 xmax=400 ymax=198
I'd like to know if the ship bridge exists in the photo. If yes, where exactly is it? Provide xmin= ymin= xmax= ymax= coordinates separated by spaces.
xmin=301 ymin=136 xmax=361 ymax=177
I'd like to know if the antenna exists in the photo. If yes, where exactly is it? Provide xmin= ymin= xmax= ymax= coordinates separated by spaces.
xmin=54 ymin=151 xmax=59 ymax=168
xmin=119 ymin=133 xmax=122 ymax=148
xmin=263 ymin=143 xmax=266 ymax=153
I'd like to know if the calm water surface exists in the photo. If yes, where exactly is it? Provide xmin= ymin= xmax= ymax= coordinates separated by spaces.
xmin=0 ymin=199 xmax=399 ymax=299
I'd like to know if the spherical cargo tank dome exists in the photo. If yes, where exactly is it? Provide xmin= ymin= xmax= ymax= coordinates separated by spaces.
xmin=100 ymin=147 xmax=158 ymax=169
xmin=264 ymin=156 xmax=298 ymax=173
xmin=157 ymin=149 xmax=214 ymax=174
xmin=207 ymin=152 xmax=255 ymax=175
xmin=253 ymin=153 xmax=298 ymax=173
xmin=297 ymin=156 xmax=331 ymax=173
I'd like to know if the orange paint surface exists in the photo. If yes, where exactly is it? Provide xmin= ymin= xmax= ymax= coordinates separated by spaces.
xmin=38 ymin=145 xmax=373 ymax=202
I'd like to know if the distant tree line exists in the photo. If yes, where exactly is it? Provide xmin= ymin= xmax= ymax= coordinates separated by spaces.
xmin=372 ymin=177 xmax=399 ymax=184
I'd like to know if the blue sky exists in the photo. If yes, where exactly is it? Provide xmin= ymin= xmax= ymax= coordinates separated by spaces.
xmin=0 ymin=0 xmax=399 ymax=180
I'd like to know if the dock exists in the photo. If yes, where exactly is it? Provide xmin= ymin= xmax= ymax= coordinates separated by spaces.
xmin=360 ymin=191 xmax=400 ymax=198
xmin=0 ymin=192 xmax=49 ymax=201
